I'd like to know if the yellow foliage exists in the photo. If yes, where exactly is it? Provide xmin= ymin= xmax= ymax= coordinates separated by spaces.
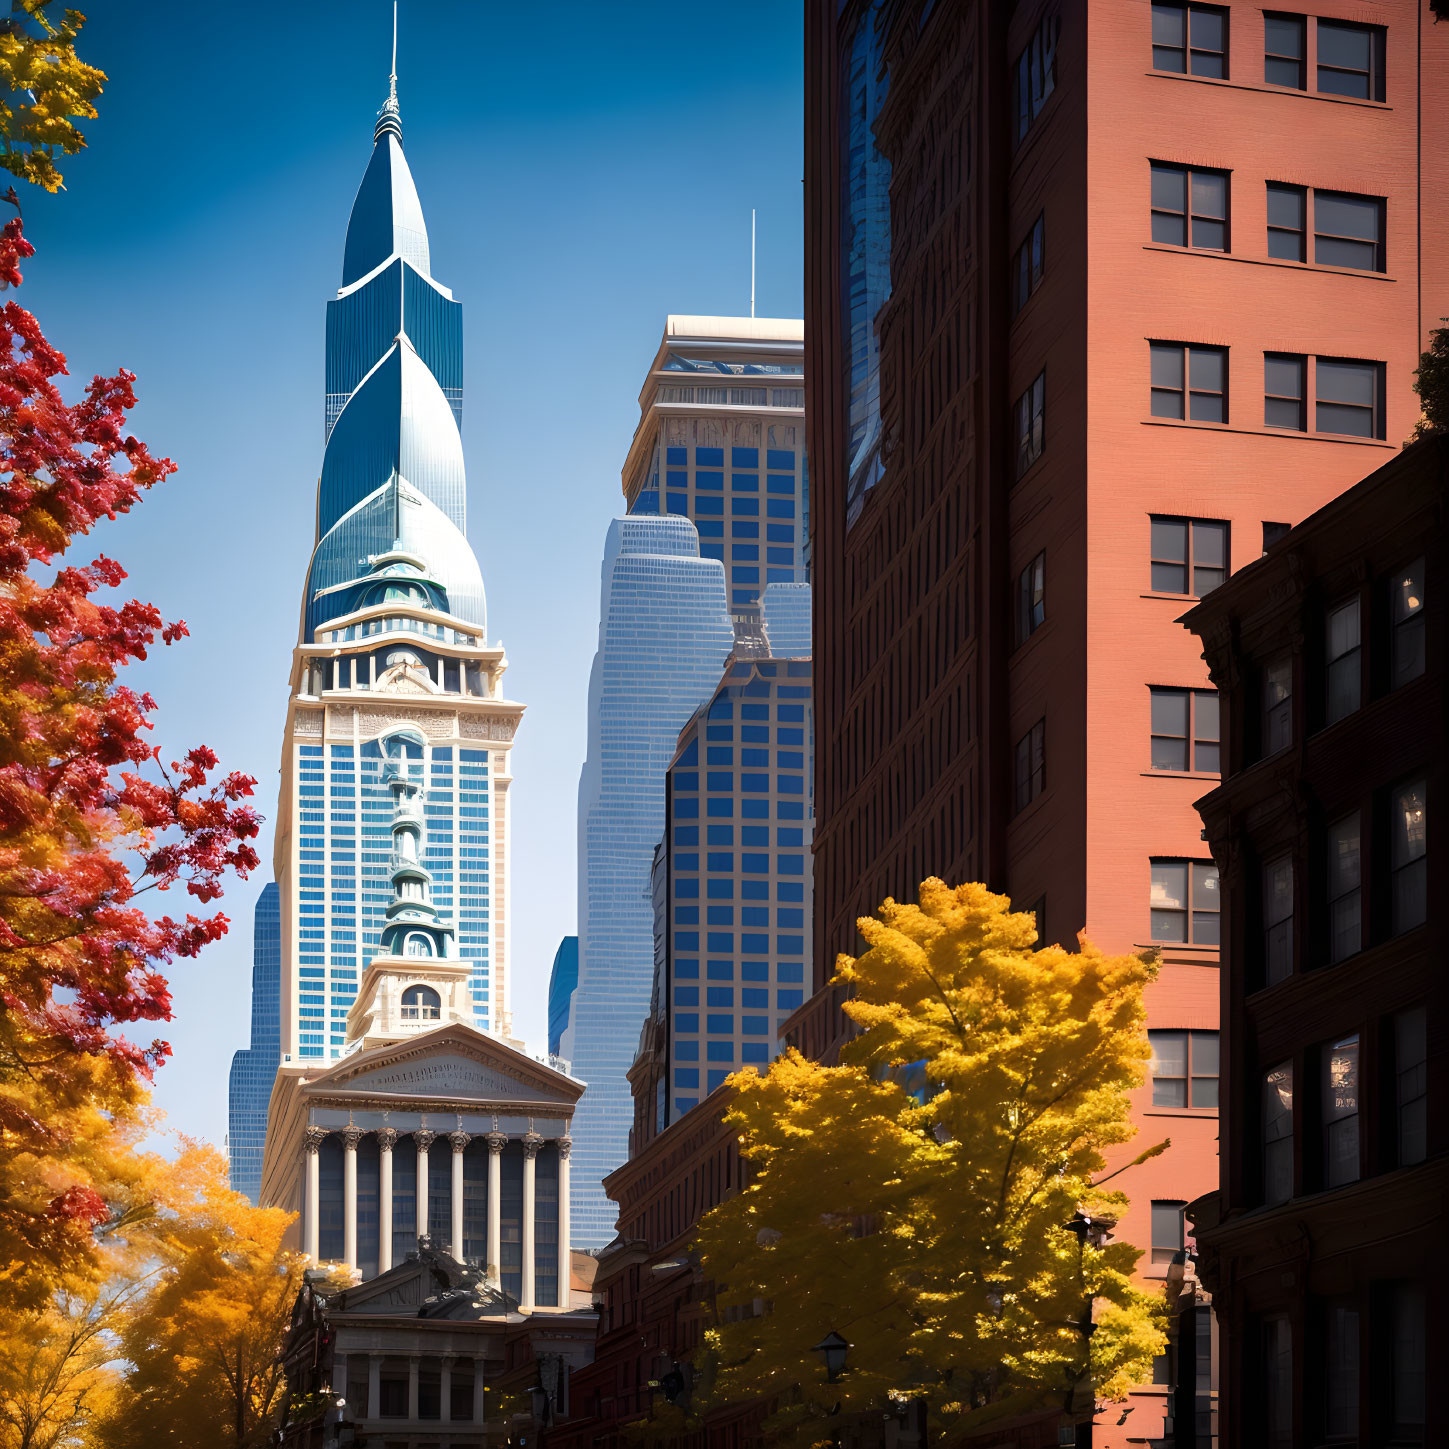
xmin=694 ymin=880 xmax=1167 ymax=1445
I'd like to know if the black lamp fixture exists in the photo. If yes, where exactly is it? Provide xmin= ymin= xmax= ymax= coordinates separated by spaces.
xmin=1063 ymin=1209 xmax=1095 ymax=1246
xmin=813 ymin=1330 xmax=851 ymax=1382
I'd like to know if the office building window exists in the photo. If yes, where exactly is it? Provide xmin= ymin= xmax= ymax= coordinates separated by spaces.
xmin=1012 ymin=14 xmax=1059 ymax=146
xmin=1262 ymin=1317 xmax=1293 ymax=1449
xmin=1263 ymin=353 xmax=1305 ymax=429
xmin=1015 ymin=371 xmax=1046 ymax=477
xmin=1149 ymin=686 xmax=1219 ymax=772
xmin=1317 ymin=357 xmax=1383 ymax=438
xmin=1150 ymin=859 xmax=1220 ymax=944
xmin=1393 ymin=1007 xmax=1427 ymax=1167
xmin=1261 ymin=655 xmax=1292 ymax=756
xmin=1150 ymin=1200 xmax=1186 ymax=1265
xmin=1152 ymin=3 xmax=1228 ymax=77
xmin=1266 ymin=181 xmax=1306 ymax=259
xmin=1387 ymin=1284 xmax=1426 ymax=1439
xmin=1150 ymin=515 xmax=1229 ymax=596
xmin=1149 ymin=1028 xmax=1219 ymax=1108
xmin=1262 ymin=855 xmax=1294 ymax=986
xmin=1313 ymin=190 xmax=1384 ymax=270
xmin=1013 ymin=214 xmax=1045 ymax=314
xmin=1150 ymin=162 xmax=1228 ymax=249
xmin=1017 ymin=551 xmax=1046 ymax=643
xmin=1325 ymin=596 xmax=1361 ymax=723
xmin=1263 ymin=12 xmax=1305 ymax=88
xmin=1390 ymin=778 xmax=1427 ymax=934
xmin=1014 ymin=719 xmax=1046 ymax=813
xmin=1263 ymin=1062 xmax=1294 ymax=1204
xmin=1390 ymin=557 xmax=1425 ymax=688
xmin=1316 ymin=19 xmax=1384 ymax=101
xmin=1264 ymin=354 xmax=1385 ymax=436
xmin=1321 ymin=1033 xmax=1360 ymax=1188
xmin=1326 ymin=813 xmax=1361 ymax=963
xmin=1150 ymin=341 xmax=1227 ymax=422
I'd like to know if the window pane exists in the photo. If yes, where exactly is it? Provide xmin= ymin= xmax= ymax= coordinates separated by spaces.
xmin=1264 ymin=15 xmax=1304 ymax=60
xmin=1191 ymin=170 xmax=1226 ymax=219
xmin=1393 ymin=781 xmax=1428 ymax=868
xmin=1317 ymin=358 xmax=1376 ymax=407
xmin=1151 ymin=1201 xmax=1184 ymax=1257
xmin=1192 ymin=1076 xmax=1220 ymax=1108
xmin=1328 ymin=815 xmax=1361 ymax=896
xmin=1266 ymin=227 xmax=1303 ymax=261
xmin=1191 ymin=9 xmax=1224 ymax=53
xmin=1315 ymin=235 xmax=1378 ymax=270
xmin=1151 ymin=861 xmax=1188 ymax=919
xmin=1327 ymin=597 xmax=1360 ymax=660
xmin=1264 ymin=396 xmax=1303 ymax=429
xmin=1196 ymin=689 xmax=1219 ymax=741
xmin=1264 ymin=353 xmax=1304 ymax=398
xmin=1316 ymin=400 xmax=1374 ymax=437
xmin=1191 ymin=1030 xmax=1219 ymax=1076
xmin=1266 ymin=183 xmax=1305 ymax=229
xmin=1151 ymin=688 xmax=1189 ymax=738
xmin=1315 ymin=191 xmax=1379 ymax=243
xmin=1193 ymin=520 xmax=1227 ymax=568
xmin=1317 ymin=20 xmax=1371 ymax=73
xmin=1151 ymin=163 xmax=1187 ymax=211
xmin=1151 ymin=1030 xmax=1187 ymax=1077
xmin=1188 ymin=347 xmax=1224 ymax=391
xmin=1154 ymin=1076 xmax=1188 ymax=1108
xmin=1392 ymin=559 xmax=1425 ymax=624
xmin=1151 ymin=343 xmax=1185 ymax=389
xmin=1151 ymin=517 xmax=1187 ymax=564
xmin=1324 ymin=1303 xmax=1361 ymax=1434
xmin=1193 ymin=218 xmax=1226 ymax=250
xmin=1152 ymin=3 xmax=1186 ymax=47
xmin=1264 ymin=55 xmax=1301 ymax=87
xmin=1153 ymin=212 xmax=1188 ymax=246
xmin=1152 ymin=561 xmax=1188 ymax=593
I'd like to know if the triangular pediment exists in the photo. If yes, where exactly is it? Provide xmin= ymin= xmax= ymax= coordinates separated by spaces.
xmin=310 ymin=1021 xmax=583 ymax=1109
xmin=335 ymin=1257 xmax=448 ymax=1315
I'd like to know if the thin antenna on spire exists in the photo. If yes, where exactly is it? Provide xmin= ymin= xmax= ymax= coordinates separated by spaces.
xmin=389 ymin=0 xmax=398 ymax=102
xmin=751 ymin=209 xmax=756 ymax=320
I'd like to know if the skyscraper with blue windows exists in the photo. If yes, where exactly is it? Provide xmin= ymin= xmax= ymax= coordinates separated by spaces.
xmin=547 ymin=935 xmax=578 ymax=1060
xmin=265 ymin=54 xmax=524 ymax=1070
xmin=569 ymin=317 xmax=806 ymax=1247
xmin=656 ymin=645 xmax=813 ymax=1124
xmin=227 ymin=883 xmax=281 ymax=1203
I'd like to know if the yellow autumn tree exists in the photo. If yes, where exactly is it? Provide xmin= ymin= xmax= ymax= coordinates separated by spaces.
xmin=694 ymin=880 xmax=1166 ymax=1446
xmin=101 ymin=1142 xmax=305 ymax=1449
xmin=0 ymin=1 xmax=105 ymax=192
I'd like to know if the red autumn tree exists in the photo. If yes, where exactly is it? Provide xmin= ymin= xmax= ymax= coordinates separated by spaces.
xmin=0 ymin=212 xmax=261 ymax=1311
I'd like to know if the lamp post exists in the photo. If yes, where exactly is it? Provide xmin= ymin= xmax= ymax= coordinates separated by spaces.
xmin=812 ymin=1331 xmax=851 ymax=1383
xmin=1061 ymin=1210 xmax=1104 ymax=1448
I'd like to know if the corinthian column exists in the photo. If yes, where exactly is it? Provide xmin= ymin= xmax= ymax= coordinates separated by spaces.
xmin=377 ymin=1127 xmax=397 ymax=1273
xmin=485 ymin=1131 xmax=506 ymax=1286
xmin=415 ymin=1128 xmax=436 ymax=1245
xmin=303 ymin=1127 xmax=326 ymax=1261
xmin=449 ymin=1130 xmax=470 ymax=1261
xmin=342 ymin=1125 xmax=363 ymax=1270
xmin=521 ymin=1132 xmax=543 ymax=1311
xmin=556 ymin=1137 xmax=572 ymax=1309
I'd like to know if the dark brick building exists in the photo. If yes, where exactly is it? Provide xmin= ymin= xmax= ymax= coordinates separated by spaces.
xmin=1183 ymin=436 xmax=1445 ymax=1446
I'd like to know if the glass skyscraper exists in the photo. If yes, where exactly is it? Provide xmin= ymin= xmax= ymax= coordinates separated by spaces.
xmin=266 ymin=66 xmax=524 ymax=1067
xmin=569 ymin=318 xmax=806 ymax=1246
xmin=656 ymin=645 xmax=813 ymax=1123
xmin=547 ymin=935 xmax=578 ymax=1060
xmin=227 ymin=883 xmax=281 ymax=1203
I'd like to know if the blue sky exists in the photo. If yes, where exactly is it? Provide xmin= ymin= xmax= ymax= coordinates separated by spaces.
xmin=21 ymin=1 xmax=804 ymax=1147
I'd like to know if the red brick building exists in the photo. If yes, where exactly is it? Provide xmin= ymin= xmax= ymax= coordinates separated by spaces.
xmin=801 ymin=1 xmax=1449 ymax=1442
xmin=1183 ymin=436 xmax=1445 ymax=1447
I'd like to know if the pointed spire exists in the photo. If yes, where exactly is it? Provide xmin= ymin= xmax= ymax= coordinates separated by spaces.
xmin=376 ymin=1 xmax=402 ymax=142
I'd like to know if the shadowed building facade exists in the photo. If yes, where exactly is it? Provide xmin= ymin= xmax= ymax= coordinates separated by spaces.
xmin=802 ymin=1 xmax=1449 ymax=1442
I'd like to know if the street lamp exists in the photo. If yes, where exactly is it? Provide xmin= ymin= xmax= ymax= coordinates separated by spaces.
xmin=812 ymin=1331 xmax=851 ymax=1383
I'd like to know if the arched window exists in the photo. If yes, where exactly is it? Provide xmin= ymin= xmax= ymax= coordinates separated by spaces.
xmin=401 ymin=984 xmax=441 ymax=1021
xmin=404 ymin=932 xmax=434 ymax=958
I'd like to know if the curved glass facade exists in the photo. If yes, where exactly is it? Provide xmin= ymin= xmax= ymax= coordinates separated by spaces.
xmin=568 ymin=517 xmax=736 ymax=1245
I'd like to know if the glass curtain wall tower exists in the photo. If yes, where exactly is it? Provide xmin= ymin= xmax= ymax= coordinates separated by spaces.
xmin=569 ymin=318 xmax=807 ymax=1246
xmin=227 ymin=883 xmax=281 ymax=1203
xmin=272 ymin=59 xmax=524 ymax=1066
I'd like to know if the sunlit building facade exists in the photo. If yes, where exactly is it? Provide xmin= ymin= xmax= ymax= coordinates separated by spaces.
xmin=227 ymin=883 xmax=281 ymax=1203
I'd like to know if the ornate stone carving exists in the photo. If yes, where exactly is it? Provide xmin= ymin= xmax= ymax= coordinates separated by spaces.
xmin=303 ymin=1126 xmax=328 ymax=1153
xmin=294 ymin=711 xmax=323 ymax=737
xmin=449 ymin=1130 xmax=471 ymax=1154
xmin=522 ymin=1132 xmax=545 ymax=1160
xmin=485 ymin=1131 xmax=508 ymax=1155
xmin=460 ymin=715 xmax=516 ymax=742
xmin=376 ymin=1127 xmax=398 ymax=1153
xmin=413 ymin=1128 xmax=437 ymax=1152
xmin=341 ymin=1125 xmax=364 ymax=1151
xmin=557 ymin=1137 xmax=572 ymax=1161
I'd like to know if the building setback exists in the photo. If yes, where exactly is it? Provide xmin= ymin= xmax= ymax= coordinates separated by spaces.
xmin=569 ymin=318 xmax=807 ymax=1247
xmin=1183 ymin=436 xmax=1443 ymax=1446
xmin=228 ymin=882 xmax=281 ymax=1203
xmin=801 ymin=1 xmax=1449 ymax=1442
